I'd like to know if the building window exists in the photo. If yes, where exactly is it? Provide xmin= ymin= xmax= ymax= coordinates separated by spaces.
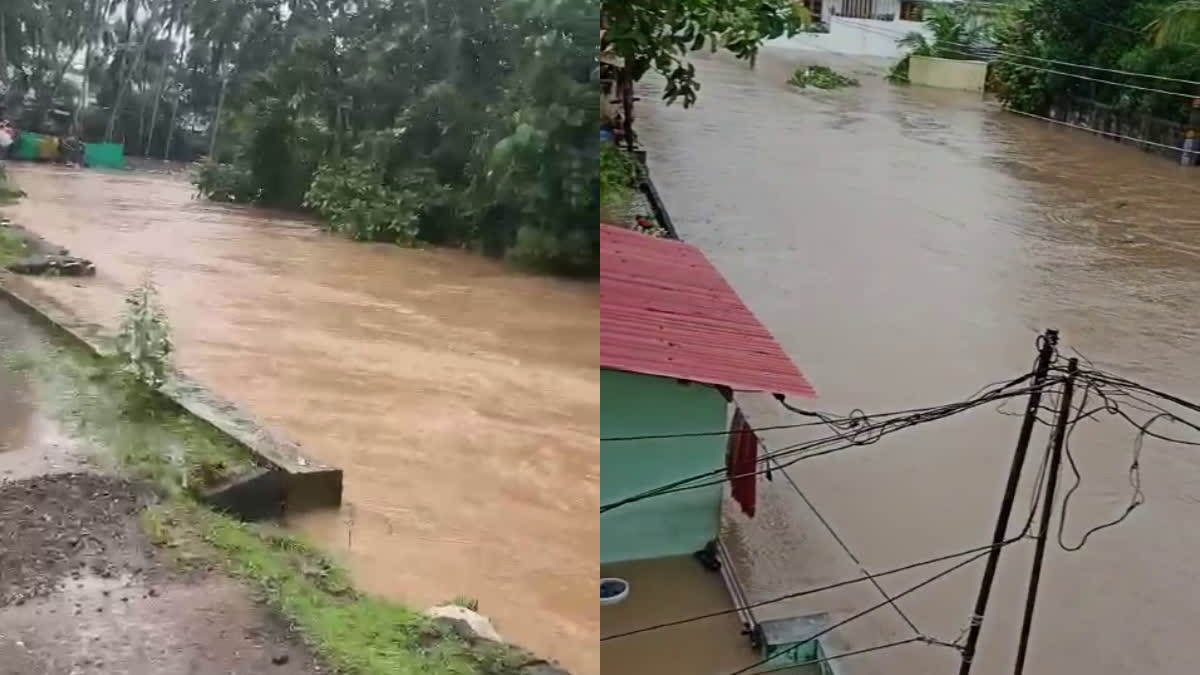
xmin=836 ymin=0 xmax=876 ymax=19
xmin=900 ymin=0 xmax=924 ymax=21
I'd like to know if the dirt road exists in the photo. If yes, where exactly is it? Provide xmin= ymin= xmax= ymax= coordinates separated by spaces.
xmin=0 ymin=473 xmax=323 ymax=675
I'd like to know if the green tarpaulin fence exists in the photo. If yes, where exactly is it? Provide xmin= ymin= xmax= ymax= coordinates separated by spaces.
xmin=9 ymin=134 xmax=125 ymax=169
xmin=83 ymin=143 xmax=126 ymax=169
xmin=12 ymin=132 xmax=44 ymax=161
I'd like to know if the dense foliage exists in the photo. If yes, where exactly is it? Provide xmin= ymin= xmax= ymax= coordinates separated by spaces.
xmin=602 ymin=0 xmax=811 ymax=106
xmin=2 ymin=0 xmax=598 ymax=275
xmin=989 ymin=0 xmax=1200 ymax=122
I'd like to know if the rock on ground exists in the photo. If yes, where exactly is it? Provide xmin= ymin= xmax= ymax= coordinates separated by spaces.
xmin=0 ymin=473 xmax=323 ymax=674
xmin=429 ymin=604 xmax=505 ymax=643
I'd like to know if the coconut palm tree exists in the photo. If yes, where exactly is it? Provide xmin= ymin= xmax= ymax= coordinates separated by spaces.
xmin=896 ymin=4 xmax=985 ymax=60
xmin=1149 ymin=0 xmax=1200 ymax=47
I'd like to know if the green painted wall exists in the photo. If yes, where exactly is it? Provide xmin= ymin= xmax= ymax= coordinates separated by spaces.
xmin=601 ymin=369 xmax=728 ymax=564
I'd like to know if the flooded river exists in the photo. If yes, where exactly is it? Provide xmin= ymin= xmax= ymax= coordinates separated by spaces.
xmin=1 ymin=164 xmax=599 ymax=674
xmin=637 ymin=49 xmax=1200 ymax=674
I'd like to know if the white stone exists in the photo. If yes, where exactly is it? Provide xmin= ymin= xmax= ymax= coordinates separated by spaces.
xmin=427 ymin=605 xmax=504 ymax=643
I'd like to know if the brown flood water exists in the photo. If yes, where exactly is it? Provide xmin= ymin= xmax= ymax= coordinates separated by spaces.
xmin=2 ymin=164 xmax=599 ymax=674
xmin=634 ymin=49 xmax=1200 ymax=674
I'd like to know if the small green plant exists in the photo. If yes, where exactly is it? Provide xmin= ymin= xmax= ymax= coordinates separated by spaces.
xmin=116 ymin=278 xmax=174 ymax=391
xmin=788 ymin=65 xmax=860 ymax=89
xmin=888 ymin=56 xmax=913 ymax=84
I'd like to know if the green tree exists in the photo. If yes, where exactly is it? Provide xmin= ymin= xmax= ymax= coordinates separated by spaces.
xmin=1150 ymin=0 xmax=1200 ymax=46
xmin=602 ymin=0 xmax=810 ymax=106
xmin=988 ymin=0 xmax=1200 ymax=121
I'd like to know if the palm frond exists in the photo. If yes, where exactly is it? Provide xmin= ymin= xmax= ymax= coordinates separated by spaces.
xmin=1149 ymin=0 xmax=1200 ymax=47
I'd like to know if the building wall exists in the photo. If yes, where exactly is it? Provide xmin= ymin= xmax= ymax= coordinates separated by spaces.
xmin=908 ymin=55 xmax=989 ymax=91
xmin=600 ymin=370 xmax=728 ymax=564
xmin=768 ymin=16 xmax=930 ymax=59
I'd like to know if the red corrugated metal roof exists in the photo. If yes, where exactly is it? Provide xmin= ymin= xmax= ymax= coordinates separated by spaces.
xmin=601 ymin=224 xmax=816 ymax=399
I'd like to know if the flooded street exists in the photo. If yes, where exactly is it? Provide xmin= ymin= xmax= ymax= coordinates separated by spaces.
xmin=638 ymin=49 xmax=1200 ymax=674
xmin=1 ymin=165 xmax=599 ymax=674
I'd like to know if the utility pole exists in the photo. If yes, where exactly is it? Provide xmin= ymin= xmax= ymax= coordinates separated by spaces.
xmin=957 ymin=328 xmax=1059 ymax=675
xmin=1012 ymin=358 xmax=1078 ymax=675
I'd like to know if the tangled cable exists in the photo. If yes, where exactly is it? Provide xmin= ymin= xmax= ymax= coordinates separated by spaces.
xmin=600 ymin=372 xmax=1058 ymax=513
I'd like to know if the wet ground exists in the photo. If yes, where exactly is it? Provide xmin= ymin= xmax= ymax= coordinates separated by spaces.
xmin=0 ymin=301 xmax=88 ymax=480
xmin=0 ymin=473 xmax=321 ymax=675
xmin=635 ymin=48 xmax=1200 ymax=675
xmin=1 ymin=166 xmax=599 ymax=674
xmin=0 ymin=302 xmax=322 ymax=674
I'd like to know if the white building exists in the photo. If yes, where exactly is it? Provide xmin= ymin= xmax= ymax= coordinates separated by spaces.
xmin=769 ymin=0 xmax=959 ymax=59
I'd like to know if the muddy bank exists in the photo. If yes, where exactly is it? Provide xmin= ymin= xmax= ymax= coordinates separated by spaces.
xmin=0 ymin=473 xmax=323 ymax=675
xmin=2 ymin=163 xmax=598 ymax=674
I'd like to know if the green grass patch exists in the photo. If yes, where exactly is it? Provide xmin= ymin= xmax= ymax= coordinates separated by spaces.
xmin=0 ymin=227 xmax=30 ymax=267
xmin=7 ymin=341 xmax=257 ymax=495
xmin=143 ymin=501 xmax=528 ymax=675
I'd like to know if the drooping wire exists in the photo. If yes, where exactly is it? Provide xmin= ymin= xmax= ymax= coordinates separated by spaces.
xmin=766 ymin=450 xmax=922 ymax=637
xmin=745 ymin=635 xmax=950 ymax=675
xmin=602 ymin=418 xmax=831 ymax=442
xmin=601 ymin=375 xmax=1061 ymax=513
xmin=722 ymin=550 xmax=983 ymax=675
xmin=601 ymin=429 xmax=1054 ymax=644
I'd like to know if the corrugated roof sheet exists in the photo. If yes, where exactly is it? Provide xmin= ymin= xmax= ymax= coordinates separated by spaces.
xmin=601 ymin=225 xmax=816 ymax=399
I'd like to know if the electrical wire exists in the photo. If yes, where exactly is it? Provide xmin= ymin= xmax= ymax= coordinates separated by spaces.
xmin=599 ymin=535 xmax=1026 ymax=642
xmin=746 ymin=636 xmax=946 ymax=675
xmin=723 ymin=550 xmax=982 ymax=675
xmin=602 ymin=418 xmax=834 ymax=442
xmin=601 ymin=377 xmax=1060 ymax=513
xmin=1003 ymin=107 xmax=1197 ymax=154
xmin=601 ymin=427 xmax=1054 ymax=644
xmin=766 ymin=451 xmax=922 ymax=636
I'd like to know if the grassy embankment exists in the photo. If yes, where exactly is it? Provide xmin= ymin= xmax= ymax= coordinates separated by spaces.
xmin=1 ymin=326 xmax=530 ymax=674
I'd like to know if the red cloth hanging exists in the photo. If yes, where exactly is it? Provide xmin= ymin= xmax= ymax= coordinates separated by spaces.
xmin=726 ymin=409 xmax=758 ymax=518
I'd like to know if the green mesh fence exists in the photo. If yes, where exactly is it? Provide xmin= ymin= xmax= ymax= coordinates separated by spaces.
xmin=83 ymin=143 xmax=126 ymax=169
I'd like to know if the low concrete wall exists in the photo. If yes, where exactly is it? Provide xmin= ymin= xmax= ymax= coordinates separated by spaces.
xmin=908 ymin=55 xmax=989 ymax=92
xmin=0 ymin=270 xmax=343 ymax=516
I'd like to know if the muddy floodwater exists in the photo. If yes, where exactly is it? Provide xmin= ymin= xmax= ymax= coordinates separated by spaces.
xmin=635 ymin=49 xmax=1200 ymax=675
xmin=2 ymin=164 xmax=599 ymax=674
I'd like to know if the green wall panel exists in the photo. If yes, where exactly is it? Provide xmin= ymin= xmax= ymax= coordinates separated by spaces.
xmin=601 ymin=369 xmax=728 ymax=563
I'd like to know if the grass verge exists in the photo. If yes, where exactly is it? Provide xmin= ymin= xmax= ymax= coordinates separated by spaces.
xmin=3 ymin=328 xmax=534 ymax=675
xmin=143 ymin=501 xmax=528 ymax=674
xmin=0 ymin=227 xmax=29 ymax=267
xmin=7 ymin=342 xmax=257 ymax=494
